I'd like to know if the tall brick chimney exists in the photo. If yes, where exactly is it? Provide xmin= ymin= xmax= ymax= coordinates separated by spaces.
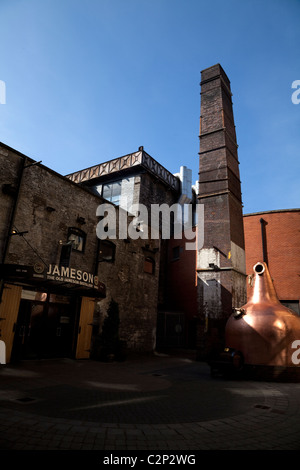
xmin=197 ymin=64 xmax=247 ymax=359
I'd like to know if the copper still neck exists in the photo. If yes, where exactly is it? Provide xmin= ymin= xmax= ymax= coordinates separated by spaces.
xmin=249 ymin=262 xmax=280 ymax=305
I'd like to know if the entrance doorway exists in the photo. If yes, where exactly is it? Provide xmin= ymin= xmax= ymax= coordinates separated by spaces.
xmin=156 ymin=312 xmax=185 ymax=349
xmin=11 ymin=291 xmax=77 ymax=360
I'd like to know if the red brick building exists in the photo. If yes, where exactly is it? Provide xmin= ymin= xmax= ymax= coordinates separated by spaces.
xmin=244 ymin=209 xmax=300 ymax=315
xmin=157 ymin=228 xmax=198 ymax=349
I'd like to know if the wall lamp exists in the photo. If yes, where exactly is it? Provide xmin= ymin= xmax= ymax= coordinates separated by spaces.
xmin=11 ymin=229 xmax=29 ymax=236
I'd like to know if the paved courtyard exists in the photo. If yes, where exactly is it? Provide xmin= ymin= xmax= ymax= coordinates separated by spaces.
xmin=0 ymin=352 xmax=300 ymax=455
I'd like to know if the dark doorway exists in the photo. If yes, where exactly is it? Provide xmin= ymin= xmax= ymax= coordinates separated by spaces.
xmin=11 ymin=292 xmax=77 ymax=361
xmin=156 ymin=312 xmax=185 ymax=349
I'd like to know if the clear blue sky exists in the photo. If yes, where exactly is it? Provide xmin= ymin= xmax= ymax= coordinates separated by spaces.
xmin=0 ymin=0 xmax=299 ymax=214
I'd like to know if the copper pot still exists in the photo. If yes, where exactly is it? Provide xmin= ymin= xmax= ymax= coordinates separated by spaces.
xmin=225 ymin=262 xmax=300 ymax=368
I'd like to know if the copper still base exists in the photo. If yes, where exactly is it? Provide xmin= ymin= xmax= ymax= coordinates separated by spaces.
xmin=225 ymin=262 xmax=300 ymax=370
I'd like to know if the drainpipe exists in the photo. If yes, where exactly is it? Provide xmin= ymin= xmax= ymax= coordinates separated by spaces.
xmin=260 ymin=218 xmax=268 ymax=265
xmin=1 ymin=156 xmax=26 ymax=265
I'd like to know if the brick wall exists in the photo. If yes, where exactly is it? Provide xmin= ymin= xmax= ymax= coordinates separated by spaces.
xmin=197 ymin=64 xmax=246 ymax=357
xmin=166 ymin=227 xmax=198 ymax=318
xmin=243 ymin=210 xmax=300 ymax=303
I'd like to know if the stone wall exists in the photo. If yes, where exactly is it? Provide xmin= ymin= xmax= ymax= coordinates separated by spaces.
xmin=0 ymin=143 xmax=161 ymax=353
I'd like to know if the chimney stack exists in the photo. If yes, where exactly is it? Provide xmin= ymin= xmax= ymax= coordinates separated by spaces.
xmin=197 ymin=64 xmax=247 ymax=359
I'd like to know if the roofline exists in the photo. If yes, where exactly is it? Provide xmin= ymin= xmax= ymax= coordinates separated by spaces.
xmin=0 ymin=141 xmax=35 ymax=162
xmin=65 ymin=147 xmax=180 ymax=192
xmin=244 ymin=208 xmax=300 ymax=217
xmin=0 ymin=141 xmax=104 ymax=201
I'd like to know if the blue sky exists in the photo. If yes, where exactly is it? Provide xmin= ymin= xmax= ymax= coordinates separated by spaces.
xmin=0 ymin=0 xmax=299 ymax=214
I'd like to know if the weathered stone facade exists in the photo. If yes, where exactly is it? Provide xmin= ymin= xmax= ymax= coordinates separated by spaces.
xmin=66 ymin=146 xmax=184 ymax=350
xmin=0 ymin=143 xmax=162 ymax=361
xmin=0 ymin=147 xmax=100 ymax=272
xmin=96 ymin=228 xmax=160 ymax=351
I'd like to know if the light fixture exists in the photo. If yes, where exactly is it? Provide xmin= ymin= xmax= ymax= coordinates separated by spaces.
xmin=11 ymin=229 xmax=29 ymax=236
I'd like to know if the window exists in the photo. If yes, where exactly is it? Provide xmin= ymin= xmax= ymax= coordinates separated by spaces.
xmin=102 ymin=181 xmax=122 ymax=205
xmin=68 ymin=227 xmax=86 ymax=252
xmin=59 ymin=244 xmax=72 ymax=267
xmin=144 ymin=256 xmax=155 ymax=274
xmin=172 ymin=246 xmax=180 ymax=261
xmin=99 ymin=240 xmax=116 ymax=262
xmin=281 ymin=301 xmax=300 ymax=316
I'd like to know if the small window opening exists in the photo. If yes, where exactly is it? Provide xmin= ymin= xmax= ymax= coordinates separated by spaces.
xmin=99 ymin=240 xmax=116 ymax=262
xmin=144 ymin=256 xmax=155 ymax=274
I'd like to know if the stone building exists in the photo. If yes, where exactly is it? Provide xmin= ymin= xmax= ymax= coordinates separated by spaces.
xmin=0 ymin=143 xmax=106 ymax=362
xmin=0 ymin=143 xmax=172 ymax=362
xmin=0 ymin=142 xmax=196 ymax=363
xmin=66 ymin=147 xmax=198 ymax=350
xmin=66 ymin=146 xmax=181 ymax=212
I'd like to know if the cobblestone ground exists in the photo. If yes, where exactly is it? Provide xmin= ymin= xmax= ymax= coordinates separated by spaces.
xmin=0 ymin=354 xmax=300 ymax=454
